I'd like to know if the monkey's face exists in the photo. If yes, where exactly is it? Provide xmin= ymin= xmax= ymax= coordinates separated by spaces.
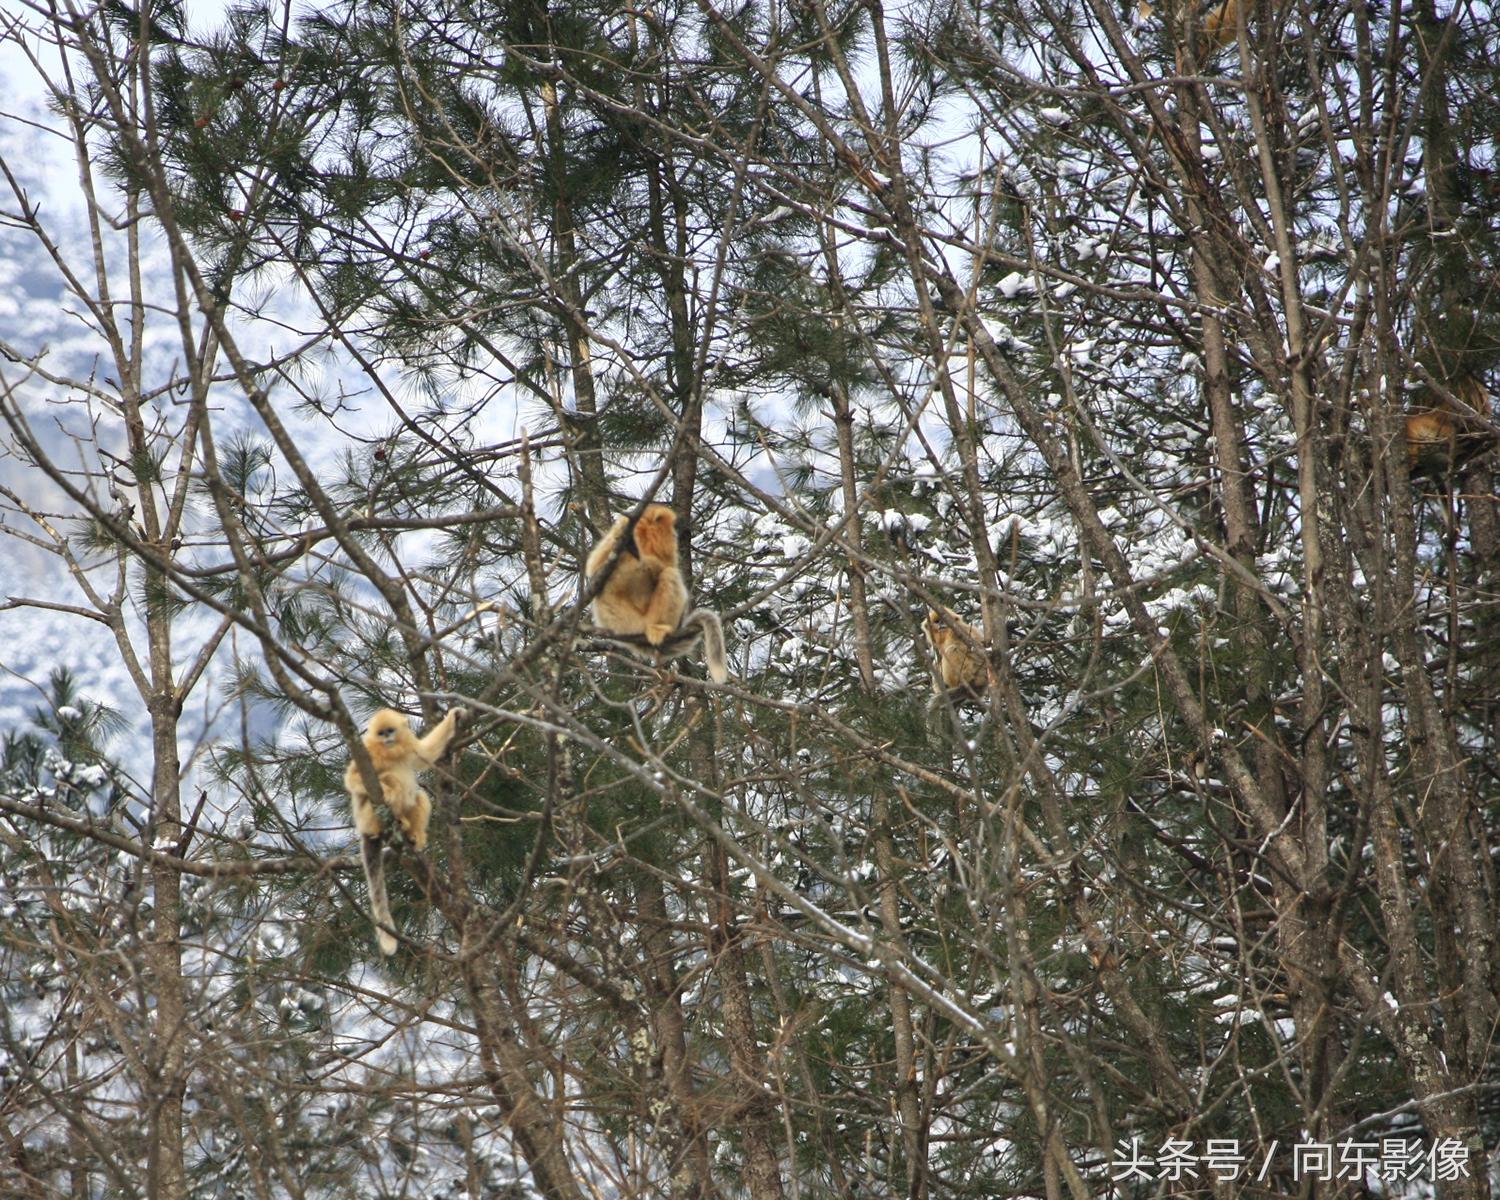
xmin=368 ymin=710 xmax=410 ymax=746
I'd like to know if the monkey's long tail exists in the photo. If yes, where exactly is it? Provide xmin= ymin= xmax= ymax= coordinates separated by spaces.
xmin=695 ymin=609 xmax=729 ymax=684
xmin=361 ymin=835 xmax=399 ymax=955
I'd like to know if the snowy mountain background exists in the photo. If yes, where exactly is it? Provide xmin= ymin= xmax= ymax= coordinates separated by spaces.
xmin=0 ymin=73 xmax=152 ymax=750
xmin=0 ymin=55 xmax=537 ymax=783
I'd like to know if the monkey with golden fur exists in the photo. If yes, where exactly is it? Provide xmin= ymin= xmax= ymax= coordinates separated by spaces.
xmin=344 ymin=705 xmax=466 ymax=955
xmin=1137 ymin=0 xmax=1247 ymax=55
xmin=923 ymin=606 xmax=990 ymax=698
xmin=586 ymin=503 xmax=729 ymax=683
xmin=1405 ymin=375 xmax=1493 ymax=475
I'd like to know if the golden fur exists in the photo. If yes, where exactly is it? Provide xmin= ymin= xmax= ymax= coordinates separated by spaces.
xmin=923 ymin=607 xmax=989 ymax=697
xmin=587 ymin=505 xmax=689 ymax=646
xmin=1405 ymin=376 xmax=1492 ymax=473
xmin=343 ymin=706 xmax=465 ymax=954
xmin=1137 ymin=0 xmax=1246 ymax=55
xmin=586 ymin=504 xmax=728 ymax=683
xmin=1201 ymin=0 xmax=1240 ymax=51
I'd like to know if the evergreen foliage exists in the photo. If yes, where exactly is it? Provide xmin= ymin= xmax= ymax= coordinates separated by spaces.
xmin=2 ymin=0 xmax=1500 ymax=1198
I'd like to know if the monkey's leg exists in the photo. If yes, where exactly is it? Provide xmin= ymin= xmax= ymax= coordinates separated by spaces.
xmin=380 ymin=781 xmax=418 ymax=846
xmin=350 ymin=791 xmax=382 ymax=838
xmin=643 ymin=573 xmax=687 ymax=645
xmin=400 ymin=789 xmax=432 ymax=851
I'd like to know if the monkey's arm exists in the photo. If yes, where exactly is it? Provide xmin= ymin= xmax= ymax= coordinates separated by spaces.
xmin=585 ymin=516 xmax=631 ymax=579
xmin=413 ymin=707 xmax=467 ymax=767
